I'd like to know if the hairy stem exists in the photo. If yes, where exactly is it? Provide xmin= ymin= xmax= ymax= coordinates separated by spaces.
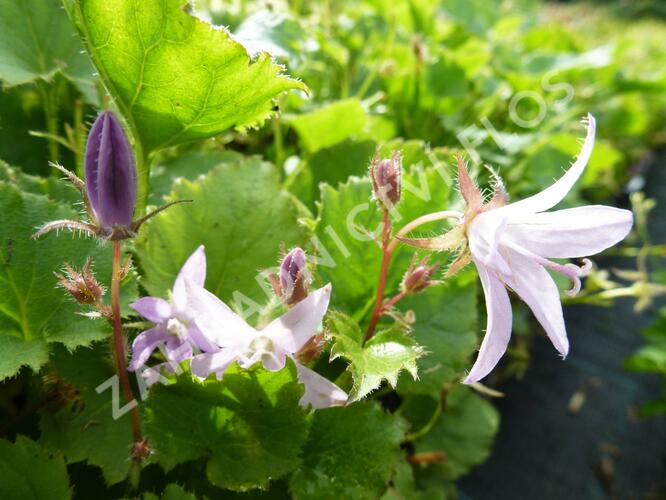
xmin=387 ymin=209 xmax=462 ymax=254
xmin=382 ymin=290 xmax=408 ymax=311
xmin=364 ymin=210 xmax=392 ymax=344
xmin=111 ymin=241 xmax=142 ymax=446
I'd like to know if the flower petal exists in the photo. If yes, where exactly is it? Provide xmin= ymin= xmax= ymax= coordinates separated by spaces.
xmin=186 ymin=282 xmax=256 ymax=347
xmin=504 ymin=114 xmax=596 ymax=214
xmin=263 ymin=284 xmax=332 ymax=353
xmin=468 ymin=211 xmax=512 ymax=277
xmin=165 ymin=337 xmax=193 ymax=363
xmin=295 ymin=363 xmax=348 ymax=409
xmin=130 ymin=296 xmax=171 ymax=323
xmin=503 ymin=249 xmax=569 ymax=357
xmin=463 ymin=260 xmax=513 ymax=384
xmin=128 ymin=326 xmax=169 ymax=371
xmin=186 ymin=322 xmax=218 ymax=353
xmin=504 ymin=205 xmax=633 ymax=258
xmin=172 ymin=245 xmax=206 ymax=314
xmin=190 ymin=347 xmax=241 ymax=379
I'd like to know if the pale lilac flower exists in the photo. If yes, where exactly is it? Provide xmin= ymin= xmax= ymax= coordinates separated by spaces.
xmin=128 ymin=246 xmax=216 ymax=372
xmin=188 ymin=283 xmax=348 ymax=409
xmin=404 ymin=115 xmax=633 ymax=383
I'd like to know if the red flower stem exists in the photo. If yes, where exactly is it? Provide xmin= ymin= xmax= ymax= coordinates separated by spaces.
xmin=382 ymin=290 xmax=408 ymax=311
xmin=111 ymin=241 xmax=142 ymax=445
xmin=364 ymin=210 xmax=392 ymax=344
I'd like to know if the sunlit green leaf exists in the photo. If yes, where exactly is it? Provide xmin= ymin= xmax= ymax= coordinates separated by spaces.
xmin=66 ymin=0 xmax=306 ymax=153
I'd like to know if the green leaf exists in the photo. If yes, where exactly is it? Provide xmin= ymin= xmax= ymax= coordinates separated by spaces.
xmin=328 ymin=311 xmax=424 ymax=401
xmin=148 ymin=150 xmax=244 ymax=205
xmin=144 ymin=363 xmax=309 ymax=492
xmin=381 ymin=460 xmax=445 ymax=500
xmin=0 ymin=436 xmax=72 ymax=500
xmin=0 ymin=0 xmax=93 ymax=87
xmin=39 ymin=343 xmax=135 ymax=485
xmin=397 ymin=272 xmax=479 ymax=394
xmin=314 ymin=163 xmax=454 ymax=317
xmin=404 ymin=386 xmax=499 ymax=481
xmin=235 ymin=11 xmax=314 ymax=65
xmin=0 ymin=181 xmax=136 ymax=381
xmin=0 ymin=160 xmax=78 ymax=203
xmin=290 ymin=99 xmax=368 ymax=153
xmin=135 ymin=154 xmax=309 ymax=310
xmin=425 ymin=55 xmax=468 ymax=99
xmin=67 ymin=0 xmax=306 ymax=153
xmin=289 ymin=402 xmax=407 ymax=499
xmin=142 ymin=484 xmax=198 ymax=500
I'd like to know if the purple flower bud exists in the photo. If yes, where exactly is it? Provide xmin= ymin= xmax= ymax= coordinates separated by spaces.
xmin=85 ymin=111 xmax=137 ymax=232
xmin=370 ymin=151 xmax=402 ymax=209
xmin=279 ymin=247 xmax=310 ymax=305
xmin=401 ymin=256 xmax=440 ymax=294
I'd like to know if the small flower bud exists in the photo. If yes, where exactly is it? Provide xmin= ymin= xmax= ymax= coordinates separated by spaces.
xmin=84 ymin=111 xmax=137 ymax=233
xmin=55 ymin=257 xmax=105 ymax=305
xmin=279 ymin=247 xmax=311 ymax=306
xmin=401 ymin=256 xmax=440 ymax=294
xmin=370 ymin=151 xmax=402 ymax=209
xmin=295 ymin=333 xmax=325 ymax=364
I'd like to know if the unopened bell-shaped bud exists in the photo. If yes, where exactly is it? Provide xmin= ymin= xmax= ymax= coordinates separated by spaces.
xmin=401 ymin=256 xmax=440 ymax=294
xmin=279 ymin=247 xmax=311 ymax=306
xmin=84 ymin=111 xmax=137 ymax=234
xmin=370 ymin=151 xmax=402 ymax=209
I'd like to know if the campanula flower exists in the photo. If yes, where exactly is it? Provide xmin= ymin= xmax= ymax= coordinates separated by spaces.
xmin=128 ymin=246 xmax=217 ymax=372
xmin=402 ymin=115 xmax=633 ymax=383
xmin=188 ymin=283 xmax=348 ymax=409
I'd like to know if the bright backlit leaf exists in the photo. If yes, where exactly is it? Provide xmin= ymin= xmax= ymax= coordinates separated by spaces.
xmin=66 ymin=0 xmax=306 ymax=153
xmin=328 ymin=311 xmax=424 ymax=401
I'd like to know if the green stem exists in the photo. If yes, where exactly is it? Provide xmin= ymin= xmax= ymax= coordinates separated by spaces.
xmin=404 ymin=386 xmax=449 ymax=442
xmin=38 ymin=81 xmax=60 ymax=169
xmin=135 ymin=148 xmax=151 ymax=216
xmin=73 ymin=99 xmax=85 ymax=178
xmin=272 ymin=116 xmax=285 ymax=170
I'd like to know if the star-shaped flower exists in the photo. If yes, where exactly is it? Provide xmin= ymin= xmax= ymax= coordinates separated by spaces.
xmin=128 ymin=245 xmax=216 ymax=372
xmin=187 ymin=283 xmax=348 ymax=409
xmin=403 ymin=115 xmax=633 ymax=383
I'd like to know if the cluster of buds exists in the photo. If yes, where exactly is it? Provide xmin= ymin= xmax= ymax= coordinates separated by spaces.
xmin=33 ymin=111 xmax=186 ymax=241
xmin=401 ymin=255 xmax=441 ymax=295
xmin=269 ymin=247 xmax=312 ymax=306
xmin=369 ymin=151 xmax=402 ymax=210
